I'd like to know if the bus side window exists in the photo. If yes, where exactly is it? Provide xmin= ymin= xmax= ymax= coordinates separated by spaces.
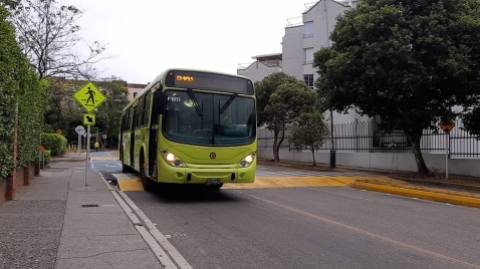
xmin=152 ymin=91 xmax=165 ymax=124
xmin=144 ymin=91 xmax=151 ymax=126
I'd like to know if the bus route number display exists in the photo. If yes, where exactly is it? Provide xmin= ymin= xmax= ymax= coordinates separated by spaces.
xmin=167 ymin=70 xmax=254 ymax=95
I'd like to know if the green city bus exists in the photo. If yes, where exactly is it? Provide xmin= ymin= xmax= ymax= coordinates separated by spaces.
xmin=119 ymin=68 xmax=257 ymax=191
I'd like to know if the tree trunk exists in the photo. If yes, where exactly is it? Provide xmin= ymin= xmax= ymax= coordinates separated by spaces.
xmin=272 ymin=127 xmax=280 ymax=162
xmin=275 ymin=123 xmax=286 ymax=162
xmin=406 ymin=129 xmax=430 ymax=175
xmin=311 ymin=147 xmax=316 ymax=166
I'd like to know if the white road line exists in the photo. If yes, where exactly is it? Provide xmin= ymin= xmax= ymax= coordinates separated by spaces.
xmin=98 ymin=172 xmax=181 ymax=268
xmin=99 ymin=171 xmax=192 ymax=269
xmin=118 ymin=191 xmax=194 ymax=269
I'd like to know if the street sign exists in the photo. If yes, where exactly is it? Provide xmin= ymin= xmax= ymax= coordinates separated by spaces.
xmin=75 ymin=125 xmax=85 ymax=135
xmin=438 ymin=119 xmax=455 ymax=134
xmin=83 ymin=113 xmax=96 ymax=126
xmin=73 ymin=81 xmax=106 ymax=112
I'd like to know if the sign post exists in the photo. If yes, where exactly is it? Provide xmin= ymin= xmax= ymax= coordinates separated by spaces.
xmin=438 ymin=119 xmax=455 ymax=179
xmin=75 ymin=125 xmax=85 ymax=157
xmin=73 ymin=81 xmax=106 ymax=187
xmin=102 ymin=134 xmax=107 ymax=149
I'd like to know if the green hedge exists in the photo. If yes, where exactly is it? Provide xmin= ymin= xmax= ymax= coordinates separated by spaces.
xmin=0 ymin=6 xmax=20 ymax=180
xmin=40 ymin=150 xmax=51 ymax=168
xmin=41 ymin=133 xmax=67 ymax=157
xmin=0 ymin=6 xmax=48 ymax=182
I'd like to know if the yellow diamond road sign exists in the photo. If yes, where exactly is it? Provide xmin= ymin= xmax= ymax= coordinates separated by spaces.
xmin=83 ymin=113 xmax=96 ymax=125
xmin=73 ymin=82 xmax=106 ymax=112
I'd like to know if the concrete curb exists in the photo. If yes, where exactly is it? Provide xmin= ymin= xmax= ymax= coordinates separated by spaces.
xmin=351 ymin=182 xmax=480 ymax=209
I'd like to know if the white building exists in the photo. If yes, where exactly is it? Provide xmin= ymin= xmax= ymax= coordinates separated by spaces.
xmin=238 ymin=0 xmax=366 ymax=125
xmin=237 ymin=0 xmax=480 ymax=176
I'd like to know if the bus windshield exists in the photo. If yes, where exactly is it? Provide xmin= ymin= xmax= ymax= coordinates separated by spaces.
xmin=162 ymin=90 xmax=256 ymax=146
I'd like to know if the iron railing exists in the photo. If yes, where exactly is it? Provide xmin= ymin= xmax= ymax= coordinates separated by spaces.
xmin=257 ymin=120 xmax=480 ymax=159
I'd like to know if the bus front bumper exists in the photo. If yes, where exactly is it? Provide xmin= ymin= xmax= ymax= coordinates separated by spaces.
xmin=158 ymin=162 xmax=256 ymax=184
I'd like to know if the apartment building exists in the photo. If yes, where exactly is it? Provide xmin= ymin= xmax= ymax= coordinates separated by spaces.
xmin=126 ymin=83 xmax=148 ymax=101
xmin=237 ymin=0 xmax=366 ymax=125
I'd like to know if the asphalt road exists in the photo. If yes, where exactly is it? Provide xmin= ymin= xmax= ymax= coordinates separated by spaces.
xmin=124 ymin=186 xmax=480 ymax=269
xmin=89 ymin=151 xmax=121 ymax=173
xmin=96 ymin=155 xmax=480 ymax=269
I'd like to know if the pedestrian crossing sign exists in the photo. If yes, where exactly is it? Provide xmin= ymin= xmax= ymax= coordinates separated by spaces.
xmin=73 ymin=82 xmax=106 ymax=112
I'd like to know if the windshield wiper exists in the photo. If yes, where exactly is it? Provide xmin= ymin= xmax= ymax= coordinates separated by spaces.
xmin=219 ymin=93 xmax=238 ymax=115
xmin=187 ymin=88 xmax=203 ymax=116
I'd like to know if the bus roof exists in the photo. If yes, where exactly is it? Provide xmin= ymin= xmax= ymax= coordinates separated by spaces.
xmin=122 ymin=68 xmax=253 ymax=113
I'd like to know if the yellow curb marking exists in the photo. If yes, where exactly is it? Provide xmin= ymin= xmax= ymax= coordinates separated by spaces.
xmin=352 ymin=182 xmax=480 ymax=209
xmin=224 ymin=176 xmax=356 ymax=189
xmin=117 ymin=177 xmax=144 ymax=192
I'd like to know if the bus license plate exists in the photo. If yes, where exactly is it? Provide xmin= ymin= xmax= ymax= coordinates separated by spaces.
xmin=207 ymin=178 xmax=221 ymax=185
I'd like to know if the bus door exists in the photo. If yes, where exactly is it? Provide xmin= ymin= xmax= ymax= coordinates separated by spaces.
xmin=130 ymin=105 xmax=138 ymax=166
xmin=148 ymin=90 xmax=164 ymax=177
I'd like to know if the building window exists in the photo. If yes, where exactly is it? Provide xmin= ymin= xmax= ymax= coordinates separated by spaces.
xmin=133 ymin=92 xmax=138 ymax=98
xmin=303 ymin=21 xmax=314 ymax=38
xmin=304 ymin=47 xmax=314 ymax=64
xmin=304 ymin=74 xmax=314 ymax=88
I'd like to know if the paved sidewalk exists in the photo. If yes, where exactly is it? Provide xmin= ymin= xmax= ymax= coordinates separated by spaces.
xmin=0 ymin=160 xmax=164 ymax=269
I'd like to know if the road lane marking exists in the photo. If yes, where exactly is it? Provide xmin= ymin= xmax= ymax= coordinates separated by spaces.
xmin=118 ymin=192 xmax=194 ymax=269
xmin=241 ymin=192 xmax=480 ymax=269
xmin=110 ymin=191 xmax=176 ymax=268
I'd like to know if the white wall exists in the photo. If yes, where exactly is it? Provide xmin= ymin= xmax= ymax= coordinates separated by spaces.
xmin=257 ymin=148 xmax=480 ymax=177
xmin=237 ymin=61 xmax=282 ymax=83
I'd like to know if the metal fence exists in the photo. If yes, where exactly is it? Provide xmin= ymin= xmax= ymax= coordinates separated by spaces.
xmin=257 ymin=119 xmax=480 ymax=159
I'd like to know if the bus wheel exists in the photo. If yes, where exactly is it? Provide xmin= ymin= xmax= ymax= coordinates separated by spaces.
xmin=208 ymin=183 xmax=223 ymax=191
xmin=142 ymin=177 xmax=155 ymax=192
xmin=140 ymin=157 xmax=154 ymax=192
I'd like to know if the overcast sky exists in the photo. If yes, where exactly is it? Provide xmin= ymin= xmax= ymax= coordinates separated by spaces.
xmin=63 ymin=0 xmax=314 ymax=84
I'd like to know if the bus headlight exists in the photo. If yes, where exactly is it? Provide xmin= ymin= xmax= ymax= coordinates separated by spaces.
xmin=238 ymin=153 xmax=255 ymax=168
xmin=161 ymin=151 xmax=184 ymax=167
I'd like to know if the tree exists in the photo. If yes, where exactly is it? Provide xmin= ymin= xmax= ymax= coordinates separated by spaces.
xmin=255 ymin=72 xmax=298 ymax=127
xmin=264 ymin=80 xmax=317 ymax=162
xmin=93 ymin=77 xmax=129 ymax=147
xmin=289 ymin=112 xmax=329 ymax=166
xmin=43 ymin=77 xmax=128 ymax=145
xmin=314 ymin=0 xmax=480 ymax=175
xmin=2 ymin=0 xmax=113 ymax=80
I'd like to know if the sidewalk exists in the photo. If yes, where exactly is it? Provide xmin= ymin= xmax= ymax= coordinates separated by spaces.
xmin=0 ymin=159 xmax=169 ymax=269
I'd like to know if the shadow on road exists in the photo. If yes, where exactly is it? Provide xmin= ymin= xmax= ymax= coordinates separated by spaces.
xmin=148 ymin=184 xmax=244 ymax=204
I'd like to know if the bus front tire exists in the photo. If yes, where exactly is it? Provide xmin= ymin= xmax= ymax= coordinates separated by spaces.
xmin=142 ymin=177 xmax=156 ymax=192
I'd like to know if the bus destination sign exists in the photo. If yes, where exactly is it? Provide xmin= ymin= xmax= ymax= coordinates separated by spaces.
xmin=166 ymin=70 xmax=254 ymax=95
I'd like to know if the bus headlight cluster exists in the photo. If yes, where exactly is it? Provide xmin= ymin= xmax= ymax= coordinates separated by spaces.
xmin=238 ymin=153 xmax=255 ymax=168
xmin=161 ymin=151 xmax=184 ymax=167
